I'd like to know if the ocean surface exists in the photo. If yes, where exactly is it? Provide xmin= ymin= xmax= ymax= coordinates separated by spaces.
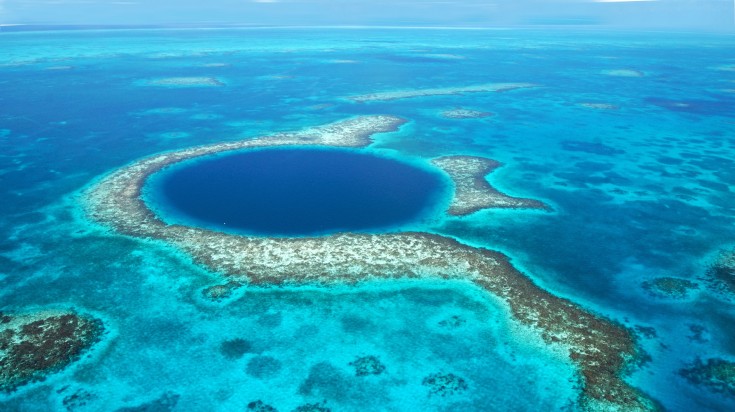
xmin=146 ymin=148 xmax=447 ymax=236
xmin=1 ymin=28 xmax=734 ymax=411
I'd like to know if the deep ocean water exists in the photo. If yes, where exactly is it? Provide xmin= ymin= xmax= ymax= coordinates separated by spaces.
xmin=146 ymin=148 xmax=447 ymax=236
xmin=1 ymin=28 xmax=735 ymax=411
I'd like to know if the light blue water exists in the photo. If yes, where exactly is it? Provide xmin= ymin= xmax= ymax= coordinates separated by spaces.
xmin=1 ymin=28 xmax=734 ymax=411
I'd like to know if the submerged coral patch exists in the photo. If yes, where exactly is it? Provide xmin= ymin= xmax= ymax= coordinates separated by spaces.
xmin=246 ymin=356 xmax=282 ymax=379
xmin=83 ymin=116 xmax=656 ymax=411
xmin=601 ymin=69 xmax=644 ymax=77
xmin=292 ymin=402 xmax=330 ymax=412
xmin=561 ymin=140 xmax=624 ymax=156
xmin=579 ymin=102 xmax=619 ymax=110
xmin=441 ymin=108 xmax=493 ymax=119
xmin=220 ymin=338 xmax=253 ymax=359
xmin=203 ymin=281 xmax=243 ymax=300
xmin=706 ymin=249 xmax=735 ymax=294
xmin=349 ymin=355 xmax=386 ymax=376
xmin=347 ymin=83 xmax=538 ymax=102
xmin=641 ymin=277 xmax=699 ymax=299
xmin=645 ymin=97 xmax=735 ymax=117
xmin=0 ymin=311 xmax=103 ymax=392
xmin=680 ymin=358 xmax=735 ymax=398
xmin=422 ymin=372 xmax=468 ymax=396
xmin=115 ymin=391 xmax=180 ymax=412
xmin=247 ymin=400 xmax=278 ymax=412
xmin=141 ymin=77 xmax=225 ymax=87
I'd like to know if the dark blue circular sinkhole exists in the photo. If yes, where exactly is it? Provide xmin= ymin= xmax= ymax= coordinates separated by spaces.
xmin=147 ymin=148 xmax=446 ymax=236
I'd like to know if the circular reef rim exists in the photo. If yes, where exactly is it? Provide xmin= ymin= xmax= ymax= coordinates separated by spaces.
xmin=83 ymin=115 xmax=656 ymax=411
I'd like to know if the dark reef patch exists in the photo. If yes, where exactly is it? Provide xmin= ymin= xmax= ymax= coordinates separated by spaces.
xmin=203 ymin=281 xmax=243 ymax=300
xmin=291 ymin=402 xmax=330 ymax=412
xmin=114 ymin=391 xmax=180 ymax=412
xmin=438 ymin=315 xmax=467 ymax=329
xmin=247 ymin=400 xmax=278 ymax=412
xmin=641 ymin=277 xmax=699 ymax=299
xmin=422 ymin=372 xmax=468 ymax=396
xmin=560 ymin=140 xmax=624 ymax=156
xmin=246 ymin=356 xmax=282 ymax=379
xmin=299 ymin=362 xmax=351 ymax=401
xmin=0 ymin=311 xmax=103 ymax=392
xmin=645 ymin=97 xmax=735 ymax=117
xmin=220 ymin=338 xmax=253 ymax=359
xmin=680 ymin=358 xmax=735 ymax=397
xmin=706 ymin=249 xmax=735 ymax=294
xmin=340 ymin=315 xmax=372 ymax=333
xmin=61 ymin=387 xmax=96 ymax=411
xmin=349 ymin=355 xmax=386 ymax=376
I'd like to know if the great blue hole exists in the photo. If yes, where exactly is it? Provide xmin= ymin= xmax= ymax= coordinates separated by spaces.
xmin=146 ymin=148 xmax=447 ymax=236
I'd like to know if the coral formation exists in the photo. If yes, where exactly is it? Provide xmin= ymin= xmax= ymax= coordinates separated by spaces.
xmin=579 ymin=102 xmax=619 ymax=110
xmin=680 ymin=358 xmax=735 ymax=398
xmin=115 ymin=391 xmax=180 ymax=412
xmin=61 ymin=387 xmax=96 ymax=410
xmin=707 ymin=249 xmax=735 ymax=293
xmin=83 ymin=116 xmax=657 ymax=411
xmin=641 ymin=277 xmax=699 ymax=299
xmin=0 ymin=311 xmax=103 ymax=392
xmin=349 ymin=355 xmax=386 ymax=376
xmin=348 ymin=83 xmax=538 ymax=102
xmin=291 ymin=402 xmax=330 ymax=412
xmin=441 ymin=108 xmax=493 ymax=119
xmin=203 ymin=281 xmax=243 ymax=301
xmin=246 ymin=356 xmax=282 ymax=379
xmin=422 ymin=372 xmax=468 ymax=396
xmin=247 ymin=400 xmax=278 ymax=412
xmin=219 ymin=338 xmax=253 ymax=359
xmin=432 ymin=156 xmax=549 ymax=215
xmin=438 ymin=315 xmax=466 ymax=328
xmin=143 ymin=77 xmax=224 ymax=87
xmin=601 ymin=69 xmax=644 ymax=77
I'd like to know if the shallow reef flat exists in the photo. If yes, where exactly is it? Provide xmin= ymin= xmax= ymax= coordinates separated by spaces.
xmin=84 ymin=116 xmax=656 ymax=411
xmin=347 ymin=83 xmax=538 ymax=103
xmin=601 ymin=69 xmax=645 ymax=78
xmin=578 ymin=102 xmax=619 ymax=110
xmin=141 ymin=77 xmax=225 ymax=87
xmin=706 ymin=249 xmax=735 ymax=295
xmin=440 ymin=108 xmax=493 ymax=119
xmin=431 ymin=156 xmax=549 ymax=215
xmin=0 ymin=310 xmax=103 ymax=393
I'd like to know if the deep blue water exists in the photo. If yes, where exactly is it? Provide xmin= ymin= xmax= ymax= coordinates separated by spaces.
xmin=0 ymin=28 xmax=734 ymax=411
xmin=150 ymin=148 xmax=445 ymax=236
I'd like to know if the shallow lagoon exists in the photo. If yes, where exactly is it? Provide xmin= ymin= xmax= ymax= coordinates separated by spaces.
xmin=1 ymin=28 xmax=734 ymax=411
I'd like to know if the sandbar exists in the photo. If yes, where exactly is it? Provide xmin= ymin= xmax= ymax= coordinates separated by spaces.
xmin=441 ymin=108 xmax=493 ymax=119
xmin=348 ymin=83 xmax=538 ymax=103
xmin=579 ymin=102 xmax=619 ymax=110
xmin=601 ymin=69 xmax=644 ymax=78
xmin=142 ymin=77 xmax=225 ymax=87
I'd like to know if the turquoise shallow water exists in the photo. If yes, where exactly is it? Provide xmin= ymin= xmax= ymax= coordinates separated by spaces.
xmin=1 ymin=28 xmax=734 ymax=411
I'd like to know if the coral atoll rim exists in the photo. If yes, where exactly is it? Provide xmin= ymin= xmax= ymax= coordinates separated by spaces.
xmin=83 ymin=115 xmax=656 ymax=411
